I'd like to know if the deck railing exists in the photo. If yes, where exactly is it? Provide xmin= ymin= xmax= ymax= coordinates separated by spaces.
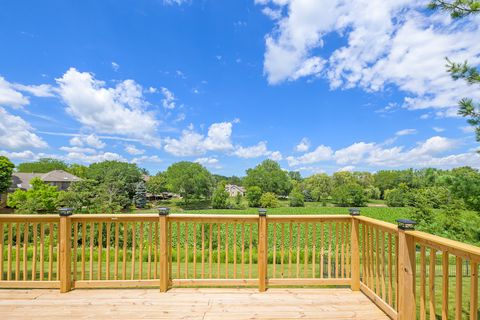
xmin=0 ymin=210 xmax=479 ymax=320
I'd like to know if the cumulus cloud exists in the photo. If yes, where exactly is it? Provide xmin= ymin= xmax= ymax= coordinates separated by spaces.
xmin=257 ymin=0 xmax=480 ymax=114
xmin=195 ymin=157 xmax=221 ymax=168
xmin=295 ymin=137 xmax=311 ymax=152
xmin=0 ymin=77 xmax=30 ymax=108
xmin=56 ymin=68 xmax=159 ymax=147
xmin=70 ymin=133 xmax=106 ymax=149
xmin=164 ymin=121 xmax=235 ymax=156
xmin=131 ymin=155 xmax=163 ymax=164
xmin=160 ymin=87 xmax=176 ymax=109
xmin=287 ymin=145 xmax=333 ymax=166
xmin=233 ymin=141 xmax=271 ymax=158
xmin=0 ymin=107 xmax=48 ymax=150
xmin=124 ymin=144 xmax=145 ymax=155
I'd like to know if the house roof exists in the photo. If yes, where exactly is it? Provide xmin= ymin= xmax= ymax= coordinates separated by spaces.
xmin=10 ymin=170 xmax=81 ymax=190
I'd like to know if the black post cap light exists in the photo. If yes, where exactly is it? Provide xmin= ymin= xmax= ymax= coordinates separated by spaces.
xmin=396 ymin=219 xmax=417 ymax=230
xmin=158 ymin=207 xmax=170 ymax=216
xmin=349 ymin=208 xmax=360 ymax=216
xmin=258 ymin=208 xmax=267 ymax=217
xmin=59 ymin=207 xmax=74 ymax=216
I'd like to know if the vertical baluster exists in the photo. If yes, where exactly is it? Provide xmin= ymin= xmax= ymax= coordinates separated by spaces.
xmin=15 ymin=223 xmax=20 ymax=281
xmin=98 ymin=222 xmax=103 ymax=280
xmin=381 ymin=231 xmax=386 ymax=300
xmin=23 ymin=223 xmax=28 ymax=280
xmin=361 ymin=225 xmax=366 ymax=284
xmin=216 ymin=224 xmax=221 ymax=278
xmin=241 ymin=223 xmax=245 ymax=279
xmin=7 ymin=223 xmax=12 ymax=281
xmin=420 ymin=246 xmax=426 ymax=320
xmin=148 ymin=222 xmax=152 ymax=279
xmin=225 ymin=223 xmax=229 ymax=279
xmin=81 ymin=223 xmax=86 ymax=281
xmin=48 ymin=223 xmax=53 ymax=281
xmin=32 ymin=223 xmax=37 ymax=281
xmin=281 ymin=223 xmax=285 ymax=278
xmin=320 ymin=223 xmax=324 ymax=279
xmin=375 ymin=228 xmax=380 ymax=294
xmin=289 ymin=222 xmax=293 ymax=278
xmin=430 ymin=249 xmax=436 ymax=320
xmin=304 ymin=223 xmax=308 ymax=278
xmin=328 ymin=223 xmax=332 ymax=278
xmin=335 ymin=223 xmax=339 ymax=278
xmin=154 ymin=222 xmax=159 ymax=279
xmin=184 ymin=223 xmax=188 ymax=279
xmin=312 ymin=223 xmax=316 ymax=278
xmin=201 ymin=224 xmax=205 ymax=279
xmin=273 ymin=222 xmax=276 ymax=278
xmin=0 ymin=223 xmax=3 ymax=281
xmin=233 ymin=223 xmax=236 ymax=279
xmin=56 ymin=224 xmax=60 ymax=281
xmin=122 ymin=223 xmax=127 ymax=280
xmin=388 ymin=233 xmax=393 ymax=307
xmin=345 ymin=223 xmax=350 ymax=278
xmin=176 ymin=222 xmax=180 ymax=278
xmin=139 ymin=222 xmax=143 ymax=279
xmin=209 ymin=223 xmax=213 ymax=279
xmin=370 ymin=226 xmax=375 ymax=290
xmin=193 ymin=222 xmax=197 ymax=279
xmin=89 ymin=222 xmax=94 ymax=280
xmin=455 ymin=257 xmax=462 ymax=320
xmin=442 ymin=252 xmax=449 ymax=320
xmin=296 ymin=223 xmax=300 ymax=278
xmin=106 ymin=222 xmax=110 ymax=280
xmin=131 ymin=223 xmax=136 ymax=280
xmin=249 ymin=224 xmax=253 ymax=279
xmin=114 ymin=223 xmax=119 ymax=280
xmin=73 ymin=222 xmax=78 ymax=282
xmin=470 ymin=261 xmax=478 ymax=320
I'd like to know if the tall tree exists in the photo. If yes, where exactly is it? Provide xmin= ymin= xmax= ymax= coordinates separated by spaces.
xmin=0 ymin=156 xmax=14 ymax=194
xmin=164 ymin=161 xmax=213 ymax=203
xmin=17 ymin=158 xmax=68 ymax=173
xmin=429 ymin=0 xmax=480 ymax=142
xmin=244 ymin=160 xmax=292 ymax=196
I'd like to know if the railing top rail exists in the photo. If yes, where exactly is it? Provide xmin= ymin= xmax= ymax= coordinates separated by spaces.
xmin=266 ymin=214 xmax=351 ymax=223
xmin=0 ymin=214 xmax=59 ymax=222
xmin=408 ymin=230 xmax=480 ymax=262
xmin=354 ymin=216 xmax=397 ymax=233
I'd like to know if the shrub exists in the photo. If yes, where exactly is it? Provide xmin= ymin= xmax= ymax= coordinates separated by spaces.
xmin=133 ymin=181 xmax=147 ymax=208
xmin=302 ymin=189 xmax=314 ymax=202
xmin=211 ymin=184 xmax=229 ymax=209
xmin=246 ymin=186 xmax=262 ymax=207
xmin=260 ymin=192 xmax=279 ymax=208
xmin=365 ymin=186 xmax=381 ymax=200
xmin=289 ymin=190 xmax=305 ymax=207
xmin=331 ymin=183 xmax=367 ymax=207
xmin=8 ymin=177 xmax=61 ymax=214
xmin=385 ymin=186 xmax=410 ymax=207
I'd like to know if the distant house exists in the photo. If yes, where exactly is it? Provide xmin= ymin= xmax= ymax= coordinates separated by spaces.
xmin=10 ymin=170 xmax=82 ymax=192
xmin=225 ymin=184 xmax=245 ymax=197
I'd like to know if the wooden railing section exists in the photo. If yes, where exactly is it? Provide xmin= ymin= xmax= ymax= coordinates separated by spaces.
xmin=0 ymin=211 xmax=479 ymax=320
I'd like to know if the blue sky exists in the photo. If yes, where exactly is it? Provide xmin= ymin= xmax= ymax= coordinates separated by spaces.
xmin=0 ymin=0 xmax=479 ymax=176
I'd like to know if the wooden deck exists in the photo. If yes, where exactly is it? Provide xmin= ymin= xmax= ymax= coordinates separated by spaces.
xmin=0 ymin=288 xmax=389 ymax=319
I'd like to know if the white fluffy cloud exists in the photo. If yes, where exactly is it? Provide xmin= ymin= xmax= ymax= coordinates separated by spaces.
xmin=0 ymin=107 xmax=48 ymax=150
xmin=287 ymin=145 xmax=333 ymax=166
xmin=124 ymin=144 xmax=145 ymax=155
xmin=195 ymin=157 xmax=221 ymax=168
xmin=164 ymin=121 xmax=235 ymax=156
xmin=233 ymin=141 xmax=273 ymax=158
xmin=70 ymin=133 xmax=106 ymax=149
xmin=160 ymin=87 xmax=176 ymax=109
xmin=257 ymin=0 xmax=480 ymax=114
xmin=56 ymin=68 xmax=159 ymax=146
xmin=0 ymin=77 xmax=30 ymax=108
xmin=295 ymin=137 xmax=310 ymax=152
xmin=131 ymin=155 xmax=163 ymax=164
xmin=396 ymin=129 xmax=417 ymax=136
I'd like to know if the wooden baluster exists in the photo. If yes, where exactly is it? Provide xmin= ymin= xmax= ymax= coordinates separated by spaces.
xmin=388 ymin=233 xmax=393 ymax=307
xmin=32 ymin=223 xmax=37 ymax=281
xmin=441 ymin=252 xmax=449 ymax=320
xmin=420 ymin=246 xmax=426 ymax=320
xmin=249 ymin=224 xmax=253 ymax=279
xmin=131 ymin=223 xmax=136 ymax=280
xmin=362 ymin=224 xmax=366 ymax=284
xmin=320 ymin=223 xmax=324 ymax=279
xmin=98 ymin=222 xmax=103 ymax=280
xmin=15 ymin=223 xmax=20 ymax=281
xmin=455 ymin=257 xmax=462 ymax=320
xmin=233 ymin=223 xmax=236 ymax=279
xmin=304 ymin=223 xmax=308 ymax=278
xmin=37 ymin=224 xmax=43 ymax=281
xmin=184 ymin=223 xmax=189 ymax=279
xmin=365 ymin=225 xmax=370 ymax=287
xmin=296 ymin=223 xmax=300 ymax=278
xmin=273 ymin=222 xmax=276 ymax=278
xmin=209 ymin=223 xmax=213 ymax=279
xmin=56 ymin=224 xmax=60 ymax=281
xmin=328 ymin=223 xmax=332 ymax=278
xmin=395 ymin=235 xmax=399 ymax=309
xmin=176 ymin=222 xmax=180 ymax=278
xmin=122 ymin=223 xmax=127 ymax=280
xmin=312 ymin=223 xmax=317 ymax=278
xmin=217 ymin=224 xmax=221 ymax=278
xmin=335 ymin=223 xmax=339 ymax=279
xmin=430 ymin=249 xmax=436 ymax=320
xmin=73 ymin=222 xmax=78 ymax=282
xmin=89 ymin=222 xmax=94 ymax=280
xmin=370 ymin=226 xmax=375 ymax=290
xmin=23 ymin=223 xmax=28 ymax=281
xmin=380 ymin=231 xmax=386 ymax=300
xmin=345 ymin=223 xmax=350 ymax=278
xmin=7 ymin=223 xmax=12 ymax=281
xmin=193 ymin=222 xmax=197 ymax=279
xmin=225 ymin=223 xmax=229 ymax=279
xmin=340 ymin=223 xmax=344 ymax=278
xmin=148 ymin=222 xmax=152 ymax=279
xmin=48 ymin=223 xmax=53 ymax=281
xmin=471 ymin=261 xmax=478 ymax=320
xmin=105 ymin=222 xmax=110 ymax=280
xmin=281 ymin=223 xmax=285 ymax=278
xmin=241 ymin=223 xmax=245 ymax=279
xmin=0 ymin=223 xmax=3 ymax=281
xmin=288 ymin=222 xmax=293 ymax=278
xmin=375 ymin=228 xmax=380 ymax=294
xmin=114 ymin=223 xmax=119 ymax=280
xmin=81 ymin=223 xmax=86 ymax=281
xmin=201 ymin=224 xmax=205 ymax=279
xmin=139 ymin=222 xmax=143 ymax=279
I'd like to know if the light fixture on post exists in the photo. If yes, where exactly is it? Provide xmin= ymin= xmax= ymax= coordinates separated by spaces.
xmin=396 ymin=219 xmax=417 ymax=230
xmin=58 ymin=207 xmax=73 ymax=216
xmin=349 ymin=208 xmax=360 ymax=216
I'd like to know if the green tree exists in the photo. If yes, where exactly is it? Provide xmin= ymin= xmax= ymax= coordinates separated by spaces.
xmin=8 ymin=177 xmax=61 ymax=213
xmin=429 ymin=0 xmax=480 ymax=141
xmin=288 ymin=171 xmax=302 ymax=182
xmin=289 ymin=190 xmax=305 ymax=207
xmin=67 ymin=164 xmax=88 ymax=178
xmin=211 ymin=183 xmax=229 ymax=209
xmin=332 ymin=171 xmax=355 ymax=187
xmin=17 ymin=158 xmax=68 ymax=173
xmin=303 ymin=173 xmax=332 ymax=203
xmin=58 ymin=179 xmax=99 ymax=213
xmin=146 ymin=173 xmax=168 ymax=197
xmin=164 ymin=162 xmax=213 ymax=203
xmin=244 ymin=160 xmax=292 ymax=196
xmin=331 ymin=183 xmax=367 ymax=207
xmin=0 ymin=156 xmax=14 ymax=194
xmin=246 ymin=186 xmax=262 ymax=207
xmin=384 ymin=184 xmax=411 ymax=207
xmin=260 ymin=192 xmax=279 ymax=208
xmin=439 ymin=166 xmax=480 ymax=211
xmin=133 ymin=181 xmax=147 ymax=208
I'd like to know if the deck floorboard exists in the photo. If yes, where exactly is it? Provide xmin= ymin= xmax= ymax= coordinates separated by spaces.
xmin=0 ymin=288 xmax=390 ymax=319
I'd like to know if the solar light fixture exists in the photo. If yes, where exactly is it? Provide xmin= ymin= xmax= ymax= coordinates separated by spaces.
xmin=396 ymin=219 xmax=417 ymax=230
xmin=349 ymin=208 xmax=360 ymax=216
xmin=58 ymin=207 xmax=73 ymax=216
xmin=158 ymin=207 xmax=170 ymax=216
xmin=258 ymin=208 xmax=267 ymax=217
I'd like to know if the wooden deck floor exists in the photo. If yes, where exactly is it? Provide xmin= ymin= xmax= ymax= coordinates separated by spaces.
xmin=0 ymin=288 xmax=389 ymax=319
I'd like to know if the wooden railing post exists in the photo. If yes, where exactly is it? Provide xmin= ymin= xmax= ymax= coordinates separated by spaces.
xmin=258 ymin=209 xmax=267 ymax=292
xmin=159 ymin=207 xmax=170 ymax=292
xmin=349 ymin=209 xmax=360 ymax=291
xmin=396 ymin=219 xmax=417 ymax=320
xmin=59 ymin=208 xmax=73 ymax=293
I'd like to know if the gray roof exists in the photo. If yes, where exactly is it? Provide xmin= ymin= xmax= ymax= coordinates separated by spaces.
xmin=10 ymin=170 xmax=81 ymax=190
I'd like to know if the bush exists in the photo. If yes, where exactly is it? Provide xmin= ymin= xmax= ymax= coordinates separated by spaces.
xmin=289 ymin=190 xmax=305 ymax=207
xmin=260 ymin=192 xmax=279 ymax=208
xmin=385 ymin=186 xmax=410 ymax=207
xmin=302 ymin=189 xmax=314 ymax=202
xmin=211 ymin=184 xmax=229 ymax=209
xmin=133 ymin=181 xmax=147 ymax=208
xmin=8 ymin=177 xmax=61 ymax=213
xmin=331 ymin=183 xmax=367 ymax=207
xmin=246 ymin=186 xmax=262 ymax=207
xmin=365 ymin=186 xmax=381 ymax=200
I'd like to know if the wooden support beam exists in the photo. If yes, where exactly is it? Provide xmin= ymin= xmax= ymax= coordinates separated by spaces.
xmin=258 ymin=210 xmax=267 ymax=292
xmin=351 ymin=217 xmax=360 ymax=291
xmin=397 ymin=227 xmax=416 ymax=320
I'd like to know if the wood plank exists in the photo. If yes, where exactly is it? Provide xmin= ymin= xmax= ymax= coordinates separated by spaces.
xmin=420 ymin=246 xmax=426 ymax=320
xmin=471 ymin=261 xmax=478 ymax=320
xmin=442 ymin=252 xmax=449 ymax=320
xmin=455 ymin=257 xmax=462 ymax=320
xmin=0 ymin=281 xmax=60 ymax=289
xmin=429 ymin=249 xmax=436 ymax=320
xmin=360 ymin=282 xmax=398 ymax=320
